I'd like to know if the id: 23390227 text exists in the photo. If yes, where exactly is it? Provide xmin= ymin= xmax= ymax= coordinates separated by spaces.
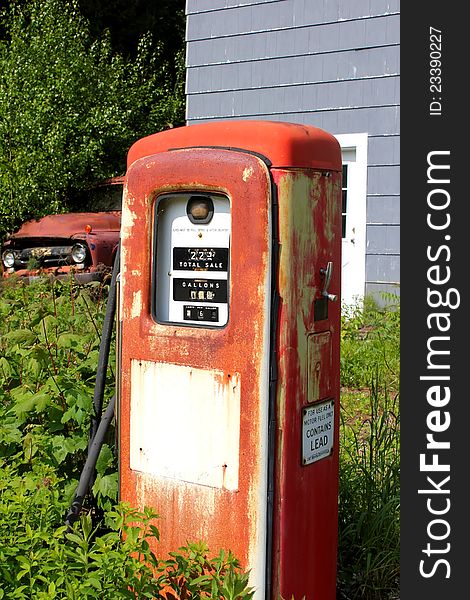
xmin=429 ymin=26 xmax=443 ymax=116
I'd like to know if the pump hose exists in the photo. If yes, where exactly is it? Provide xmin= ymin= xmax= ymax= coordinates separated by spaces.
xmin=65 ymin=394 xmax=116 ymax=528
xmin=89 ymin=246 xmax=120 ymax=446
xmin=65 ymin=246 xmax=120 ymax=528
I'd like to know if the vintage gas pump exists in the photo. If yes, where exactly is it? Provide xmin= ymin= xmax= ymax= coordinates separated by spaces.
xmin=118 ymin=120 xmax=342 ymax=599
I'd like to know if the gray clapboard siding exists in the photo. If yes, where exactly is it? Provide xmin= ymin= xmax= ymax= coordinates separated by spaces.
xmin=187 ymin=16 xmax=399 ymax=66
xmin=368 ymin=136 xmax=399 ymax=165
xmin=366 ymin=225 xmax=399 ymax=254
xmin=186 ymin=0 xmax=286 ymax=15
xmin=187 ymin=0 xmax=400 ymax=35
xmin=366 ymin=255 xmax=400 ymax=285
xmin=187 ymin=76 xmax=399 ymax=119
xmin=185 ymin=0 xmax=400 ymax=298
xmin=367 ymin=165 xmax=399 ymax=196
xmin=367 ymin=196 xmax=400 ymax=224
xmin=186 ymin=46 xmax=399 ymax=93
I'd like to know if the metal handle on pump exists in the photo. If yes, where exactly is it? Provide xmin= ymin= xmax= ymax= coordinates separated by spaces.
xmin=320 ymin=261 xmax=338 ymax=302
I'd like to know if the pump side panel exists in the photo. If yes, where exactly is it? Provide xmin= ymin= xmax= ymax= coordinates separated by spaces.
xmin=119 ymin=148 xmax=272 ymax=596
xmin=271 ymin=168 xmax=342 ymax=600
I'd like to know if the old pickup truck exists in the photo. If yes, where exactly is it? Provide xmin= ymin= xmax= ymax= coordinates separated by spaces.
xmin=1 ymin=178 xmax=123 ymax=282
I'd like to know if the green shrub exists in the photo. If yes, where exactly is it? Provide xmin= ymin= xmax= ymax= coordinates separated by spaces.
xmin=0 ymin=278 xmax=254 ymax=598
xmin=156 ymin=541 xmax=254 ymax=599
xmin=1 ymin=281 xmax=401 ymax=598
xmin=0 ymin=0 xmax=185 ymax=238
xmin=338 ymin=293 xmax=400 ymax=600
xmin=0 ymin=276 xmax=117 ymax=510
xmin=0 ymin=494 xmax=254 ymax=599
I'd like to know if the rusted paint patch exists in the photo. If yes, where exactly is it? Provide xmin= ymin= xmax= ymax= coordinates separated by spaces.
xmin=2 ymin=202 xmax=121 ymax=280
xmin=307 ymin=331 xmax=332 ymax=403
xmin=323 ymin=174 xmax=341 ymax=244
xmin=6 ymin=211 xmax=121 ymax=239
xmin=120 ymin=203 xmax=138 ymax=241
xmin=275 ymin=169 xmax=340 ymax=335
xmin=119 ymin=135 xmax=342 ymax=599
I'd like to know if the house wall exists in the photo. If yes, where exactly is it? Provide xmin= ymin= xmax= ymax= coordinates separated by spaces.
xmin=185 ymin=0 xmax=400 ymax=299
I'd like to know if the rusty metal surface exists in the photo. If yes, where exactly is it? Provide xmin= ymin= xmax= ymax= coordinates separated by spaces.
xmin=129 ymin=360 xmax=241 ymax=490
xmin=308 ymin=331 xmax=333 ymax=403
xmin=119 ymin=147 xmax=273 ymax=595
xmin=270 ymin=168 xmax=341 ymax=600
xmin=120 ymin=121 xmax=342 ymax=599
xmin=6 ymin=211 xmax=121 ymax=240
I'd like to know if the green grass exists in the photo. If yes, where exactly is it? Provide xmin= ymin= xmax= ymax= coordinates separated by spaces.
xmin=341 ymin=294 xmax=399 ymax=391
xmin=337 ymin=296 xmax=400 ymax=600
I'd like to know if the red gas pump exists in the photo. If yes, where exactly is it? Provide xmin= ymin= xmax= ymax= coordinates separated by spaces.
xmin=118 ymin=120 xmax=341 ymax=599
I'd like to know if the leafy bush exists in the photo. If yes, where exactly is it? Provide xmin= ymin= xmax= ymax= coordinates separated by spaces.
xmin=0 ymin=277 xmax=254 ymax=598
xmin=0 ymin=462 xmax=69 ymax=595
xmin=0 ymin=494 xmax=254 ymax=599
xmin=157 ymin=542 xmax=254 ymax=600
xmin=0 ymin=276 xmax=117 ymax=510
xmin=1 ymin=280 xmax=400 ymax=599
xmin=338 ymin=382 xmax=400 ymax=599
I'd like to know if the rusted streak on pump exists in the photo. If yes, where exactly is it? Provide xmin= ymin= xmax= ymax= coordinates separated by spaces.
xmin=270 ymin=166 xmax=341 ymax=600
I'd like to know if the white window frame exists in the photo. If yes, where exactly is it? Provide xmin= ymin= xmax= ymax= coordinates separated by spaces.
xmin=334 ymin=133 xmax=368 ymax=304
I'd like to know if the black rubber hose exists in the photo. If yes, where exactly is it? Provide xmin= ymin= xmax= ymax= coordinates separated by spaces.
xmin=65 ymin=394 xmax=116 ymax=528
xmin=89 ymin=246 xmax=120 ymax=447
xmin=65 ymin=245 xmax=120 ymax=528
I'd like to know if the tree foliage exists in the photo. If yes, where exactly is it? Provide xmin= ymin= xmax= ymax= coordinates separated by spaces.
xmin=78 ymin=0 xmax=186 ymax=62
xmin=0 ymin=0 xmax=185 ymax=238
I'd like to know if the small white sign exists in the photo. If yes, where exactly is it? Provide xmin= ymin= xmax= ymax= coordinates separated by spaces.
xmin=302 ymin=399 xmax=334 ymax=465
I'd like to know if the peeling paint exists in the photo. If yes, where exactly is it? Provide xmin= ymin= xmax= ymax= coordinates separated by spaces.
xmin=129 ymin=360 xmax=241 ymax=490
xmin=130 ymin=290 xmax=142 ymax=319
xmin=307 ymin=332 xmax=332 ymax=403
xmin=242 ymin=166 xmax=254 ymax=181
